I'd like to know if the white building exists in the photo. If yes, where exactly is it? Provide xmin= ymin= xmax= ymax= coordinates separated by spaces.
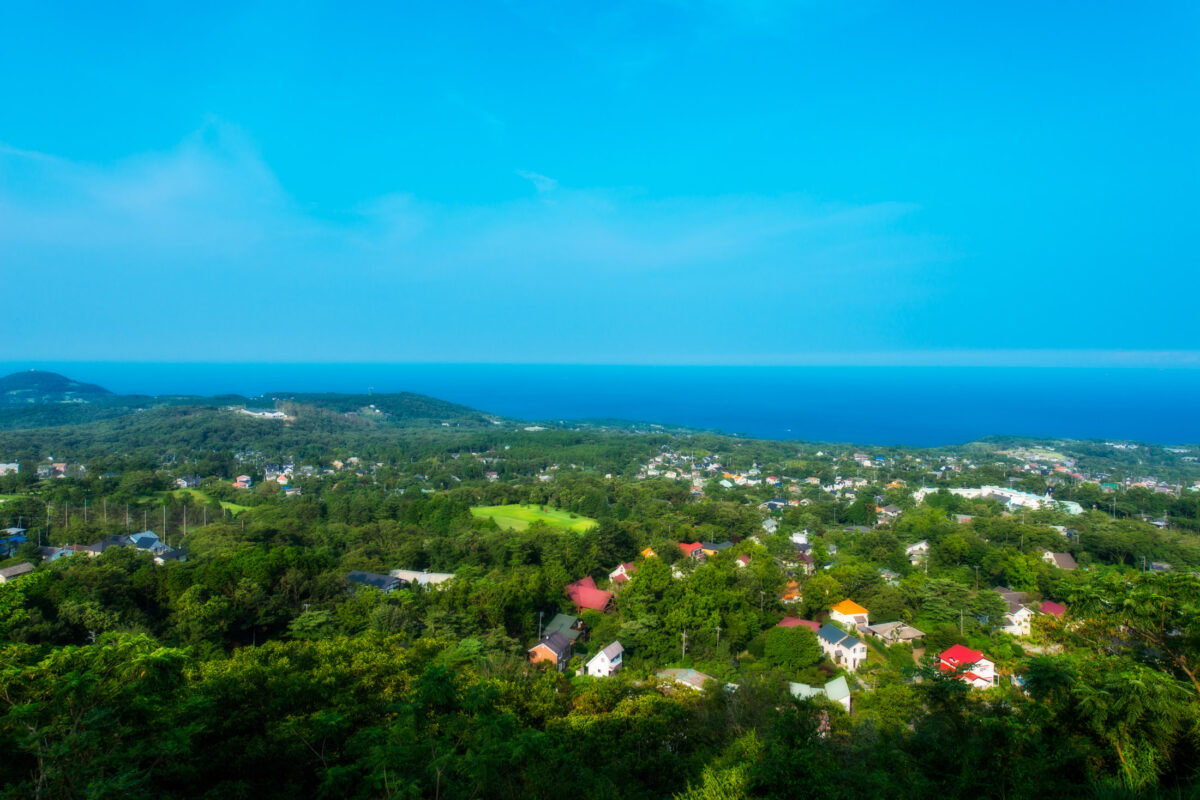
xmin=938 ymin=645 xmax=997 ymax=689
xmin=585 ymin=641 xmax=625 ymax=677
xmin=817 ymin=624 xmax=868 ymax=671
xmin=905 ymin=540 xmax=929 ymax=565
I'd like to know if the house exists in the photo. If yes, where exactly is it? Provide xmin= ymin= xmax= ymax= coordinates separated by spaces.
xmin=789 ymin=675 xmax=852 ymax=712
xmin=544 ymin=613 xmax=585 ymax=642
xmin=657 ymin=668 xmax=716 ymax=691
xmin=776 ymin=617 xmax=820 ymax=632
xmin=0 ymin=562 xmax=34 ymax=583
xmin=153 ymin=548 xmax=188 ymax=565
xmin=700 ymin=541 xmax=733 ymax=557
xmin=175 ymin=476 xmax=201 ymax=489
xmin=736 ymin=554 xmax=751 ymax=568
xmin=995 ymin=586 xmax=1034 ymax=635
xmin=640 ymin=547 xmax=657 ymax=558
xmin=938 ymin=644 xmax=997 ymax=689
xmin=38 ymin=546 xmax=72 ymax=562
xmin=565 ymin=576 xmax=614 ymax=612
xmin=905 ymin=541 xmax=929 ymax=565
xmin=609 ymin=562 xmax=636 ymax=583
xmin=84 ymin=536 xmax=131 ymax=557
xmin=878 ymin=504 xmax=902 ymax=520
xmin=829 ymin=599 xmax=870 ymax=631
xmin=1039 ymin=600 xmax=1067 ymax=619
xmin=1001 ymin=605 xmax=1034 ymax=636
xmin=780 ymin=580 xmax=802 ymax=604
xmin=283 ymin=487 xmax=302 ymax=498
xmin=860 ymin=621 xmax=925 ymax=645
xmin=129 ymin=531 xmax=171 ymax=555
xmin=878 ymin=568 xmax=899 ymax=585
xmin=390 ymin=569 xmax=455 ymax=587
xmin=0 ymin=463 xmax=18 ymax=476
xmin=817 ymin=624 xmax=868 ymax=671
xmin=762 ymin=518 xmax=779 ymax=535
xmin=678 ymin=541 xmax=705 ymax=559
xmin=1042 ymin=551 xmax=1078 ymax=570
xmin=347 ymin=570 xmax=403 ymax=593
xmin=0 ymin=528 xmax=27 ymax=557
xmin=584 ymin=641 xmax=624 ymax=677
xmin=528 ymin=632 xmax=573 ymax=671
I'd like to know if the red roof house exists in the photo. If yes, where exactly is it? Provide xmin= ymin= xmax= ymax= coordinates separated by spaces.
xmin=937 ymin=644 xmax=996 ymax=689
xmin=1039 ymin=600 xmax=1067 ymax=618
xmin=678 ymin=542 xmax=704 ymax=558
xmin=566 ymin=576 xmax=614 ymax=612
xmin=776 ymin=617 xmax=821 ymax=632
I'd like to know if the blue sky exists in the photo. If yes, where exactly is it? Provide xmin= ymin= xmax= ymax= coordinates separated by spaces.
xmin=1 ymin=1 xmax=1197 ymax=365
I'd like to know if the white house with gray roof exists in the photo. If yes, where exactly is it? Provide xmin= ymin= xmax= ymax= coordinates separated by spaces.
xmin=585 ymin=641 xmax=625 ymax=677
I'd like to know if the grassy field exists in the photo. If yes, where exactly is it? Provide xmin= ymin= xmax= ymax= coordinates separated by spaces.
xmin=470 ymin=504 xmax=597 ymax=532
xmin=167 ymin=488 xmax=253 ymax=516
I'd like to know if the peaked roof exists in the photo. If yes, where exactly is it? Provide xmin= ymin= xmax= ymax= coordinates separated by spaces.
xmin=678 ymin=542 xmax=704 ymax=555
xmin=0 ymin=562 xmax=34 ymax=580
xmin=545 ymin=612 xmax=582 ymax=640
xmin=817 ymin=624 xmax=861 ymax=649
xmin=940 ymin=644 xmax=985 ymax=667
xmin=777 ymin=617 xmax=820 ymax=632
xmin=565 ymin=576 xmax=614 ymax=611
xmin=831 ymin=599 xmax=868 ymax=616
xmin=1039 ymin=600 xmax=1067 ymax=618
xmin=530 ymin=631 xmax=572 ymax=658
xmin=598 ymin=641 xmax=624 ymax=659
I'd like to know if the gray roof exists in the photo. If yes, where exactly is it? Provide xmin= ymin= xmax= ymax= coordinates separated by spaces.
xmin=0 ymin=562 xmax=34 ymax=579
xmin=817 ymin=624 xmax=861 ymax=650
xmin=1046 ymin=552 xmax=1078 ymax=570
xmin=599 ymin=640 xmax=624 ymax=659
xmin=532 ymin=631 xmax=572 ymax=658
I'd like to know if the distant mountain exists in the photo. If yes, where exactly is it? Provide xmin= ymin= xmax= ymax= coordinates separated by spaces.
xmin=0 ymin=370 xmax=112 ymax=404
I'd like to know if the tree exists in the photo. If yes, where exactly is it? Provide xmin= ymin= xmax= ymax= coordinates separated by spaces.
xmin=762 ymin=627 xmax=822 ymax=673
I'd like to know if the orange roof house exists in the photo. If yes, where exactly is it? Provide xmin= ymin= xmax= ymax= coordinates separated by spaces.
xmin=780 ymin=580 xmax=802 ymax=604
xmin=829 ymin=599 xmax=869 ymax=630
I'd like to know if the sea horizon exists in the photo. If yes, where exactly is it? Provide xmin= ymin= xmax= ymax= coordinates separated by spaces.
xmin=4 ymin=361 xmax=1199 ymax=448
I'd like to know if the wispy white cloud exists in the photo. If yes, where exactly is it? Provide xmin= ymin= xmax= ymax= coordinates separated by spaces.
xmin=515 ymin=170 xmax=559 ymax=193
xmin=0 ymin=123 xmax=948 ymax=361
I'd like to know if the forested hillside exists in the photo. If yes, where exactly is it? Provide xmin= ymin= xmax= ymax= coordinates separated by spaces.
xmin=1 ymin=380 xmax=1199 ymax=798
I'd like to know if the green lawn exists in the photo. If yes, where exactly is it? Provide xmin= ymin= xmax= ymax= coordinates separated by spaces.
xmin=470 ymin=504 xmax=597 ymax=532
xmin=166 ymin=488 xmax=253 ymax=516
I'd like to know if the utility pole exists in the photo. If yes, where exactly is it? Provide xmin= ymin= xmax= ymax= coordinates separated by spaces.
xmin=960 ymin=609 xmax=964 ymax=635
xmin=759 ymin=590 xmax=765 ymax=614
xmin=538 ymin=611 xmax=544 ymax=639
xmin=974 ymin=565 xmax=980 ymax=590
xmin=715 ymin=624 xmax=722 ymax=644
xmin=103 ymin=499 xmax=107 ymax=524
xmin=163 ymin=504 xmax=167 ymax=544
xmin=681 ymin=631 xmax=688 ymax=659
xmin=83 ymin=499 xmax=87 ymax=524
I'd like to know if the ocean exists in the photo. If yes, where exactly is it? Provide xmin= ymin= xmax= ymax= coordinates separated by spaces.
xmin=3 ymin=362 xmax=1198 ymax=446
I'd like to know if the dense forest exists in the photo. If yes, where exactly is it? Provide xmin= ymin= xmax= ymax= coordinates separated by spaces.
xmin=1 ymin=378 xmax=1199 ymax=798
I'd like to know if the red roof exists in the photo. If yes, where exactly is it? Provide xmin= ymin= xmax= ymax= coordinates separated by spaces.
xmin=1040 ymin=600 xmax=1066 ymax=618
xmin=566 ymin=576 xmax=614 ymax=612
xmin=612 ymin=573 xmax=629 ymax=583
xmin=939 ymin=644 xmax=984 ymax=668
xmin=738 ymin=554 xmax=750 ymax=564
xmin=678 ymin=542 xmax=703 ymax=555
xmin=776 ymin=617 xmax=820 ymax=632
